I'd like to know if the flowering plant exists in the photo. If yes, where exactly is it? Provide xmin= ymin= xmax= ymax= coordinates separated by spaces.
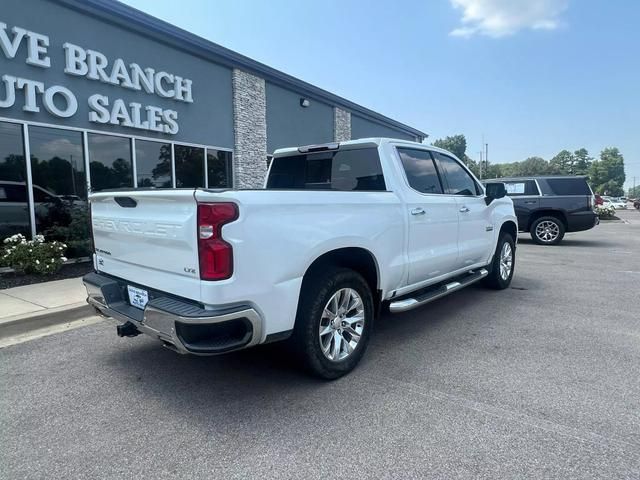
xmin=1 ymin=234 xmax=68 ymax=275
xmin=594 ymin=204 xmax=616 ymax=220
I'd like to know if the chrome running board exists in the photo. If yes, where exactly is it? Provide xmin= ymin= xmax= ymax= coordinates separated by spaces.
xmin=389 ymin=269 xmax=488 ymax=313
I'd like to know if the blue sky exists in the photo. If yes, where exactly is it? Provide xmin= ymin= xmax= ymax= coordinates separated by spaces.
xmin=121 ymin=0 xmax=640 ymax=189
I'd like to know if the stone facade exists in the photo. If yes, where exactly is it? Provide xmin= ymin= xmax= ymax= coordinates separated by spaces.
xmin=232 ymin=69 xmax=268 ymax=188
xmin=333 ymin=107 xmax=351 ymax=142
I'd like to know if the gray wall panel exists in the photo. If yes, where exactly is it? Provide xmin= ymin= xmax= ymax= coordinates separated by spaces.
xmin=351 ymin=115 xmax=416 ymax=141
xmin=0 ymin=0 xmax=234 ymax=148
xmin=266 ymin=82 xmax=333 ymax=153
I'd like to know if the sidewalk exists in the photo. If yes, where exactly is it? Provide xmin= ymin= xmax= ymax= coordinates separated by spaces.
xmin=0 ymin=276 xmax=90 ymax=325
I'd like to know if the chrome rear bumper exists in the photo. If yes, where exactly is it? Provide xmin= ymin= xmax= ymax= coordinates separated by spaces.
xmin=83 ymin=272 xmax=262 ymax=355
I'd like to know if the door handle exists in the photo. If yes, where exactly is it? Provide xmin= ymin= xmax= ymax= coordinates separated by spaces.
xmin=459 ymin=206 xmax=470 ymax=213
xmin=411 ymin=207 xmax=426 ymax=216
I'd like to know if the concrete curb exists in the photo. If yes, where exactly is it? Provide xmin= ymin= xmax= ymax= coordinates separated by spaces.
xmin=0 ymin=302 xmax=96 ymax=340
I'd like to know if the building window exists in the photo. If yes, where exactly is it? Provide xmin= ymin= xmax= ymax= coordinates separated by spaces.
xmin=207 ymin=149 xmax=232 ymax=188
xmin=29 ymin=126 xmax=91 ymax=256
xmin=88 ymin=133 xmax=133 ymax=191
xmin=175 ymin=144 xmax=204 ymax=188
xmin=0 ymin=121 xmax=30 ymax=239
xmin=136 ymin=140 xmax=172 ymax=188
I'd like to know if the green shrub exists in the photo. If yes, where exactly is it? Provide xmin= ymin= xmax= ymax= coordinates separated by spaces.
xmin=1 ymin=234 xmax=67 ymax=275
xmin=43 ymin=206 xmax=92 ymax=257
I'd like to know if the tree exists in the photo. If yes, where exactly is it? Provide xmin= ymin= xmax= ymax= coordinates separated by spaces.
xmin=506 ymin=157 xmax=550 ymax=176
xmin=549 ymin=150 xmax=574 ymax=174
xmin=483 ymin=163 xmax=503 ymax=179
xmin=432 ymin=134 xmax=480 ymax=175
xmin=432 ymin=135 xmax=467 ymax=161
xmin=573 ymin=148 xmax=593 ymax=176
xmin=590 ymin=148 xmax=625 ymax=195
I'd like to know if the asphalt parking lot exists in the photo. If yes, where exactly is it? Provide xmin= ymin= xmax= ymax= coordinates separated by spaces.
xmin=2 ymin=209 xmax=639 ymax=479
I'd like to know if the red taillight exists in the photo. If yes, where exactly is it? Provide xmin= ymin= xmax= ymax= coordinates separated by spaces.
xmin=197 ymin=203 xmax=238 ymax=281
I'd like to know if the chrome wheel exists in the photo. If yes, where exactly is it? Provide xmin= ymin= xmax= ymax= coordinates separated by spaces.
xmin=319 ymin=288 xmax=365 ymax=362
xmin=535 ymin=220 xmax=560 ymax=243
xmin=499 ymin=242 xmax=513 ymax=281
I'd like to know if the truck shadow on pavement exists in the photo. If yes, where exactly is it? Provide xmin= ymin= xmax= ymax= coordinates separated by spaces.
xmin=516 ymin=237 xmax=617 ymax=248
xmin=99 ymin=280 xmax=528 ymax=400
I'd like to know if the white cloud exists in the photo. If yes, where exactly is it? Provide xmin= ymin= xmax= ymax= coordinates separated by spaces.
xmin=449 ymin=0 xmax=569 ymax=38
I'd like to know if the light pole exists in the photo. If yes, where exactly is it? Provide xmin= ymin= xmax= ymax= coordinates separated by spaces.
xmin=69 ymin=154 xmax=77 ymax=195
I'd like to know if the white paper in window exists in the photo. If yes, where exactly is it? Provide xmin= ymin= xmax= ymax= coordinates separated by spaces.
xmin=506 ymin=182 xmax=525 ymax=194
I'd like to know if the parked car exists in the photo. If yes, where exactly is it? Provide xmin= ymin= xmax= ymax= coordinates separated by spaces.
xmin=83 ymin=138 xmax=517 ymax=379
xmin=0 ymin=180 xmax=74 ymax=238
xmin=634 ymin=198 xmax=640 ymax=210
xmin=607 ymin=197 xmax=627 ymax=209
xmin=483 ymin=175 xmax=598 ymax=245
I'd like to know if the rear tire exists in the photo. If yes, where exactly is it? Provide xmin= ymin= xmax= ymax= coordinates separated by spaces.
xmin=483 ymin=233 xmax=515 ymax=290
xmin=291 ymin=267 xmax=373 ymax=380
xmin=530 ymin=216 xmax=565 ymax=245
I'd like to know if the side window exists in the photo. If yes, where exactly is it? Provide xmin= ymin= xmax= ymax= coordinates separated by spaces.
xmin=33 ymin=186 xmax=56 ymax=203
xmin=6 ymin=184 xmax=28 ymax=202
xmin=397 ymin=148 xmax=443 ymax=194
xmin=545 ymin=178 xmax=591 ymax=196
xmin=504 ymin=180 xmax=538 ymax=196
xmin=433 ymin=152 xmax=479 ymax=196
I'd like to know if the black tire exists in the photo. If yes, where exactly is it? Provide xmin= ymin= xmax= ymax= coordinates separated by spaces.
xmin=530 ymin=216 xmax=565 ymax=245
xmin=483 ymin=233 xmax=515 ymax=290
xmin=291 ymin=267 xmax=374 ymax=380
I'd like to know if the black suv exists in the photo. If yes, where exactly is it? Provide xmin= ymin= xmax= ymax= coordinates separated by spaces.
xmin=483 ymin=176 xmax=598 ymax=245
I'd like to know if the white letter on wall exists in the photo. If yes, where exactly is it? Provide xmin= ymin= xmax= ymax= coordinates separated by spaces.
xmin=162 ymin=110 xmax=179 ymax=134
xmin=43 ymin=85 xmax=77 ymax=117
xmin=110 ymin=58 xmax=134 ymax=88
xmin=26 ymin=31 xmax=50 ymax=68
xmin=88 ymin=94 xmax=110 ymax=123
xmin=110 ymin=98 xmax=134 ymax=127
xmin=0 ymin=75 xmax=17 ymax=108
xmin=130 ymin=64 xmax=154 ymax=94
xmin=0 ymin=23 xmax=26 ymax=59
xmin=16 ymin=78 xmax=44 ymax=112
xmin=87 ymin=49 xmax=111 ymax=83
xmin=63 ymin=43 xmax=89 ymax=76
xmin=154 ymin=72 xmax=175 ymax=98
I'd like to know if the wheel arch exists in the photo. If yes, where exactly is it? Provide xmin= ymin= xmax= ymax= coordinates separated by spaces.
xmin=301 ymin=247 xmax=382 ymax=315
xmin=498 ymin=220 xmax=518 ymax=242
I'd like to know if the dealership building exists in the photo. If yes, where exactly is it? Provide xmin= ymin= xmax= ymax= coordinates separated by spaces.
xmin=0 ymin=0 xmax=425 ymax=248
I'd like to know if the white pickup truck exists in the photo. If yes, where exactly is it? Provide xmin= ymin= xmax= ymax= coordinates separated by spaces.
xmin=84 ymin=138 xmax=517 ymax=379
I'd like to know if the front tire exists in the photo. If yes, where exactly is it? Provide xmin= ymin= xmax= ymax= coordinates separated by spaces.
xmin=291 ymin=267 xmax=373 ymax=380
xmin=483 ymin=233 xmax=515 ymax=290
xmin=530 ymin=216 xmax=565 ymax=245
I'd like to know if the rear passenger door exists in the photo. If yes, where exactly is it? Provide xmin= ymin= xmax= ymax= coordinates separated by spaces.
xmin=503 ymin=180 xmax=539 ymax=229
xmin=396 ymin=148 xmax=459 ymax=285
xmin=432 ymin=152 xmax=493 ymax=269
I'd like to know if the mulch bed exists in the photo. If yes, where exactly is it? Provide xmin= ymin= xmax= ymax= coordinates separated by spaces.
xmin=0 ymin=262 xmax=93 ymax=290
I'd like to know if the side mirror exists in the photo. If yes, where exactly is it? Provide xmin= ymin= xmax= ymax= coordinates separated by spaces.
xmin=485 ymin=182 xmax=506 ymax=205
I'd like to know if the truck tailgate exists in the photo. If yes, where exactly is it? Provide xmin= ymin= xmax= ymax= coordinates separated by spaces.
xmin=90 ymin=190 xmax=201 ymax=301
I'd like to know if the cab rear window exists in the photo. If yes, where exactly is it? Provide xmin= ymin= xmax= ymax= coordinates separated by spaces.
xmin=266 ymin=148 xmax=386 ymax=191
